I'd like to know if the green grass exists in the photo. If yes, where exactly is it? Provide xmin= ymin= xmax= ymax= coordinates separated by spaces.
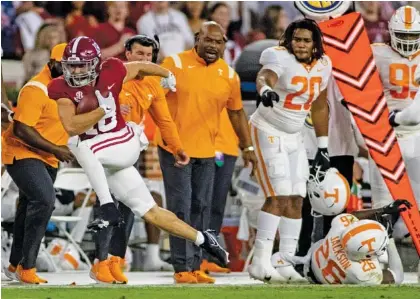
xmin=2 ymin=285 xmax=420 ymax=299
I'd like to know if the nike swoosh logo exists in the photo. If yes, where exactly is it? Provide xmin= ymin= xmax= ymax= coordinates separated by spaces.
xmin=264 ymin=276 xmax=271 ymax=281
xmin=317 ymin=69 xmax=323 ymax=72
xmin=108 ymin=83 xmax=115 ymax=90
xmin=125 ymin=92 xmax=131 ymax=96
xmin=321 ymin=151 xmax=329 ymax=161
xmin=188 ymin=66 xmax=195 ymax=69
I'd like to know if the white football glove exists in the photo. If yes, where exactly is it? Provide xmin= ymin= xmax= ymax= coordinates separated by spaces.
xmin=160 ymin=71 xmax=176 ymax=92
xmin=95 ymin=90 xmax=114 ymax=116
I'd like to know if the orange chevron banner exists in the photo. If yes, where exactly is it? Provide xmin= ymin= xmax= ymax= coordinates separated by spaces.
xmin=319 ymin=12 xmax=420 ymax=255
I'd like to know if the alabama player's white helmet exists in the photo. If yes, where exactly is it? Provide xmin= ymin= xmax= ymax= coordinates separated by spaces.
xmin=389 ymin=6 xmax=420 ymax=57
xmin=341 ymin=219 xmax=389 ymax=262
xmin=307 ymin=167 xmax=350 ymax=216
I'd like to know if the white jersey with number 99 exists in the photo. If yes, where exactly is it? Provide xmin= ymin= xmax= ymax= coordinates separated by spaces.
xmin=372 ymin=44 xmax=420 ymax=135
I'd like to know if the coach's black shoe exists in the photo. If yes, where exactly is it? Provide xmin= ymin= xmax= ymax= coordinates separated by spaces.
xmin=88 ymin=203 xmax=123 ymax=232
xmin=200 ymin=230 xmax=229 ymax=267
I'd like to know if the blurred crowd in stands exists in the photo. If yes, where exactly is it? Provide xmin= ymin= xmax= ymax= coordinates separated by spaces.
xmin=3 ymin=1 xmax=419 ymax=75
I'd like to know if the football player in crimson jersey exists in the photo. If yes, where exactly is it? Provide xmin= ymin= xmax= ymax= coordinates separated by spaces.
xmin=99 ymin=35 xmax=183 ymax=282
xmin=47 ymin=36 xmax=228 ymax=284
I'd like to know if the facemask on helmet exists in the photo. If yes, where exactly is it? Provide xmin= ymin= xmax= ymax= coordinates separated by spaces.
xmin=307 ymin=167 xmax=350 ymax=216
xmin=62 ymin=36 xmax=102 ymax=87
xmin=389 ymin=6 xmax=420 ymax=57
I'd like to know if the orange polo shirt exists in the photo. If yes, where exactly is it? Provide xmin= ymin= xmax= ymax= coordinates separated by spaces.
xmin=156 ymin=48 xmax=243 ymax=158
xmin=215 ymin=108 xmax=239 ymax=157
xmin=2 ymin=65 xmax=69 ymax=168
xmin=119 ymin=76 xmax=183 ymax=153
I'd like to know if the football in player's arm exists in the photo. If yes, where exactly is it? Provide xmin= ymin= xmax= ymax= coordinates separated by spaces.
xmin=55 ymin=60 xmax=174 ymax=138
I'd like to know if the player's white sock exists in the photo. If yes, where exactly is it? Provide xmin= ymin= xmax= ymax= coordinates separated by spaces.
xmin=278 ymin=217 xmax=302 ymax=255
xmin=71 ymin=143 xmax=114 ymax=205
xmin=195 ymin=231 xmax=205 ymax=246
xmin=254 ymin=211 xmax=281 ymax=261
xmin=145 ymin=244 xmax=161 ymax=261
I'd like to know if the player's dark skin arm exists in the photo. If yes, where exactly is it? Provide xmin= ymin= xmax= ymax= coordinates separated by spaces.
xmin=351 ymin=199 xmax=411 ymax=221
xmin=351 ymin=208 xmax=386 ymax=221
xmin=13 ymin=121 xmax=73 ymax=162
xmin=227 ymin=108 xmax=258 ymax=174
xmin=311 ymin=88 xmax=329 ymax=138
xmin=57 ymin=98 xmax=106 ymax=136
xmin=381 ymin=270 xmax=395 ymax=284
xmin=256 ymin=69 xmax=278 ymax=93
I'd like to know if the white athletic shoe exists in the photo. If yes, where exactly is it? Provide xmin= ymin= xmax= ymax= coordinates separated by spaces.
xmin=271 ymin=252 xmax=307 ymax=283
xmin=2 ymin=264 xmax=18 ymax=281
xmin=248 ymin=240 xmax=287 ymax=283
xmin=143 ymin=259 xmax=174 ymax=272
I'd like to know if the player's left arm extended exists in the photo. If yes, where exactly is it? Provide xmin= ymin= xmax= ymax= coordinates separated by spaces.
xmin=311 ymin=88 xmax=329 ymax=140
xmin=351 ymin=199 xmax=412 ymax=222
xmin=123 ymin=61 xmax=170 ymax=83
xmin=56 ymin=98 xmax=106 ymax=136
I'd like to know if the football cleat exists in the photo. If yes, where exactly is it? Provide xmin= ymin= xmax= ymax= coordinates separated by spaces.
xmin=248 ymin=240 xmax=287 ymax=283
xmin=87 ymin=203 xmax=123 ymax=232
xmin=200 ymin=259 xmax=231 ymax=274
xmin=271 ymin=252 xmax=308 ymax=283
xmin=199 ymin=230 xmax=229 ymax=267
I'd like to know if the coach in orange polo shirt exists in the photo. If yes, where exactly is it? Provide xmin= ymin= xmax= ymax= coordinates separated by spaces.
xmin=157 ymin=22 xmax=257 ymax=283
xmin=2 ymin=44 xmax=73 ymax=284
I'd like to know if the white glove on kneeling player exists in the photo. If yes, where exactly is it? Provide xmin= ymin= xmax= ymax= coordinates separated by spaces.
xmin=95 ymin=90 xmax=114 ymax=116
xmin=160 ymin=71 xmax=176 ymax=92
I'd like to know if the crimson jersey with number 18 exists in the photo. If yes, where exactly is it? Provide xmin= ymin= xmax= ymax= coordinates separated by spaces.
xmin=48 ymin=58 xmax=127 ymax=140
